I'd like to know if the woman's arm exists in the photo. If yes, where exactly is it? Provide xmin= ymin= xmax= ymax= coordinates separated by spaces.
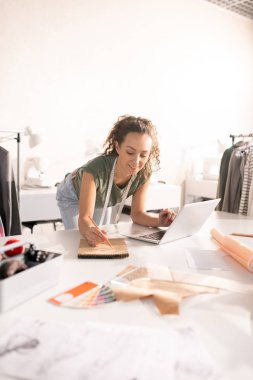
xmin=130 ymin=181 xmax=176 ymax=228
xmin=78 ymin=172 xmax=109 ymax=246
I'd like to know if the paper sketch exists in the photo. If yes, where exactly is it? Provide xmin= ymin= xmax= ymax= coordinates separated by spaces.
xmin=185 ymin=249 xmax=230 ymax=270
xmin=0 ymin=318 xmax=224 ymax=380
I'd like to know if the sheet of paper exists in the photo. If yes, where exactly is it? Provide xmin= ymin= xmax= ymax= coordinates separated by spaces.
xmin=0 ymin=318 xmax=223 ymax=380
xmin=185 ymin=249 xmax=230 ymax=270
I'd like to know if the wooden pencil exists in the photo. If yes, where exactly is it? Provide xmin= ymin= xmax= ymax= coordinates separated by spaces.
xmin=231 ymin=232 xmax=253 ymax=238
xmin=88 ymin=216 xmax=113 ymax=248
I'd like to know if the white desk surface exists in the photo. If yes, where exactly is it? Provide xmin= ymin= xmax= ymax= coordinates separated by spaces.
xmin=0 ymin=211 xmax=253 ymax=380
xmin=20 ymin=187 xmax=61 ymax=222
xmin=185 ymin=177 xmax=218 ymax=200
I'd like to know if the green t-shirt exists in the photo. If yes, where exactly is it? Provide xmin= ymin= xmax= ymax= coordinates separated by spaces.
xmin=72 ymin=155 xmax=149 ymax=209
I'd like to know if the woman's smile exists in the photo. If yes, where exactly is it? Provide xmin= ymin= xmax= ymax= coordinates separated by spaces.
xmin=115 ymin=132 xmax=152 ymax=178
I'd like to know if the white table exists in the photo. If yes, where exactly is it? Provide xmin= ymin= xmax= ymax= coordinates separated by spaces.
xmin=19 ymin=184 xmax=181 ymax=228
xmin=20 ymin=187 xmax=61 ymax=222
xmin=125 ymin=182 xmax=182 ymax=210
xmin=19 ymin=187 xmax=62 ymax=232
xmin=0 ymin=211 xmax=253 ymax=380
xmin=185 ymin=178 xmax=218 ymax=202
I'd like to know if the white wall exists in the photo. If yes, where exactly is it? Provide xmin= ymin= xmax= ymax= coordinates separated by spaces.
xmin=1 ymin=0 xmax=253 ymax=185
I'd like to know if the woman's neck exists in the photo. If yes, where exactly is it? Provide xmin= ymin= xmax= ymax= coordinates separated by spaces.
xmin=114 ymin=174 xmax=132 ymax=187
xmin=114 ymin=160 xmax=132 ymax=187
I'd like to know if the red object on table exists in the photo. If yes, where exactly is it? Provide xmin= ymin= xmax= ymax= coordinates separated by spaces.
xmin=4 ymin=239 xmax=24 ymax=257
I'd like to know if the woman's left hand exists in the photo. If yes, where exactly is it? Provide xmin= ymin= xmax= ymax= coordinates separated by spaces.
xmin=158 ymin=208 xmax=177 ymax=227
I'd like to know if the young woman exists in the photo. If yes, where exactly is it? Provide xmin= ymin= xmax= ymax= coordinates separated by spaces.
xmin=56 ymin=115 xmax=176 ymax=246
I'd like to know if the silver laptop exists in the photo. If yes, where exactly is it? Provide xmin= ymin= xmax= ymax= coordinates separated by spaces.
xmin=123 ymin=199 xmax=220 ymax=244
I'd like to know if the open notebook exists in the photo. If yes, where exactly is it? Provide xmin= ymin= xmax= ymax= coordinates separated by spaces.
xmin=78 ymin=238 xmax=129 ymax=259
xmin=123 ymin=199 xmax=220 ymax=245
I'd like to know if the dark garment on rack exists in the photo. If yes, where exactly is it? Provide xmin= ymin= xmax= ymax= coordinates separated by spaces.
xmin=0 ymin=146 xmax=21 ymax=235
xmin=222 ymin=149 xmax=245 ymax=213
xmin=216 ymin=142 xmax=244 ymax=211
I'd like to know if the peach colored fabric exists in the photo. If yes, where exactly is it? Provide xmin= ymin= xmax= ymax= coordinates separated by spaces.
xmin=113 ymin=278 xmax=218 ymax=315
xmin=211 ymin=228 xmax=253 ymax=272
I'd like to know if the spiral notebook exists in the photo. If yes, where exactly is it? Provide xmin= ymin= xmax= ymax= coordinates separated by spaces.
xmin=78 ymin=238 xmax=129 ymax=259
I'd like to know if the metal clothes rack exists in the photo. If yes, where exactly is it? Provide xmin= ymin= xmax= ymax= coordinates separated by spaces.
xmin=0 ymin=130 xmax=21 ymax=203
xmin=230 ymin=133 xmax=253 ymax=145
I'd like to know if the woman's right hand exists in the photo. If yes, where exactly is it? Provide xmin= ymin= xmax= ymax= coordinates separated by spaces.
xmin=84 ymin=225 xmax=109 ymax=247
xmin=78 ymin=173 xmax=107 ymax=246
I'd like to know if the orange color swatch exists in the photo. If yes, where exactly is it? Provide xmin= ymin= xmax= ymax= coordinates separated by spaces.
xmin=49 ymin=281 xmax=98 ymax=305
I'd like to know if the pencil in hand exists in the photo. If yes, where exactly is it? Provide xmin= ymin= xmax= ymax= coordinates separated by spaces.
xmin=231 ymin=232 xmax=253 ymax=238
xmin=88 ymin=216 xmax=113 ymax=248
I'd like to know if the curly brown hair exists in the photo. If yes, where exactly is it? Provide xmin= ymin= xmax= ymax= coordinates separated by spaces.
xmin=103 ymin=115 xmax=160 ymax=178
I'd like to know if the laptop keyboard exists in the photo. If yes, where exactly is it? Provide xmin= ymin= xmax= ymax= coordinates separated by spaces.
xmin=140 ymin=230 xmax=166 ymax=241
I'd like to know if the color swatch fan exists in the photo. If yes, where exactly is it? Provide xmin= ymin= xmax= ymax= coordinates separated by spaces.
xmin=49 ymin=281 xmax=116 ymax=308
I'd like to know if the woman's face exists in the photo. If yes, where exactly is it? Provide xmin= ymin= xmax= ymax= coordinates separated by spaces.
xmin=115 ymin=132 xmax=152 ymax=176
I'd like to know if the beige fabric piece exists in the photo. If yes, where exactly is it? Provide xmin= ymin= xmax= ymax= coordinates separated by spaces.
xmin=115 ymin=265 xmax=253 ymax=295
xmin=171 ymin=270 xmax=253 ymax=294
xmin=113 ymin=286 xmax=152 ymax=301
xmin=211 ymin=228 xmax=253 ymax=272
xmin=113 ymin=277 xmax=218 ymax=315
xmin=153 ymin=293 xmax=181 ymax=315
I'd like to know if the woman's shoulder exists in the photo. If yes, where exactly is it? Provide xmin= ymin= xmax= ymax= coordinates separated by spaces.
xmin=85 ymin=154 xmax=115 ymax=168
xmin=80 ymin=155 xmax=115 ymax=175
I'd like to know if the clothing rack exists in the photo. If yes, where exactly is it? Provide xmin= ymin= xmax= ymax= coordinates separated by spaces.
xmin=230 ymin=133 xmax=253 ymax=145
xmin=0 ymin=130 xmax=21 ymax=203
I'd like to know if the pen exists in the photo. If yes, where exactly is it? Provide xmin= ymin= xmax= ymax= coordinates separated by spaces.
xmin=88 ymin=216 xmax=113 ymax=248
xmin=231 ymin=232 xmax=253 ymax=238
